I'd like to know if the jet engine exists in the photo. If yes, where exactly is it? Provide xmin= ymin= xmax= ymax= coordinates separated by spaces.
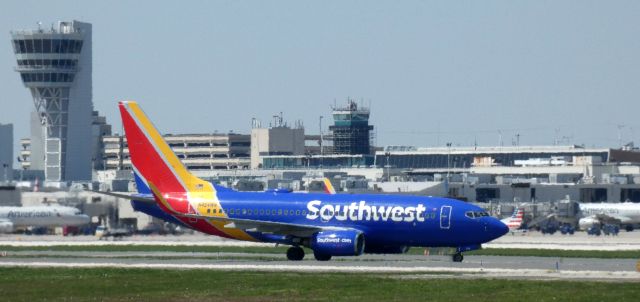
xmin=578 ymin=217 xmax=599 ymax=230
xmin=0 ymin=221 xmax=14 ymax=233
xmin=310 ymin=230 xmax=365 ymax=256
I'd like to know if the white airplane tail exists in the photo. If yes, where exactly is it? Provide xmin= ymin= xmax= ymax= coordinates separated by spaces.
xmin=501 ymin=208 xmax=524 ymax=231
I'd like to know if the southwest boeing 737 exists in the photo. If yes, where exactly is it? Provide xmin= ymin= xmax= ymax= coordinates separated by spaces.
xmin=105 ymin=101 xmax=508 ymax=262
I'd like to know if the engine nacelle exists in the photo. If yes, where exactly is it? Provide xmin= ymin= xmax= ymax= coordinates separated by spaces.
xmin=0 ymin=221 xmax=14 ymax=233
xmin=578 ymin=217 xmax=599 ymax=230
xmin=364 ymin=245 xmax=410 ymax=254
xmin=310 ymin=230 xmax=365 ymax=256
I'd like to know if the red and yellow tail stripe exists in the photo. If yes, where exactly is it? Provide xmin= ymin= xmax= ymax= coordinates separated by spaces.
xmin=119 ymin=101 xmax=254 ymax=241
xmin=323 ymin=178 xmax=336 ymax=194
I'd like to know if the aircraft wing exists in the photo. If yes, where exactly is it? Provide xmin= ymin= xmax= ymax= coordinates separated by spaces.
xmin=176 ymin=212 xmax=339 ymax=237
xmin=594 ymin=214 xmax=632 ymax=224
xmin=87 ymin=190 xmax=156 ymax=204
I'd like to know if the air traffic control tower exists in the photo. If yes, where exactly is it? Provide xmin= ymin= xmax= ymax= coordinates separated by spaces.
xmin=11 ymin=21 xmax=93 ymax=182
xmin=329 ymin=100 xmax=374 ymax=155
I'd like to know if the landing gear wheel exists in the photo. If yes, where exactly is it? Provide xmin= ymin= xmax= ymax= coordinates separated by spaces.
xmin=452 ymin=253 xmax=464 ymax=262
xmin=286 ymin=246 xmax=305 ymax=261
xmin=313 ymin=250 xmax=332 ymax=261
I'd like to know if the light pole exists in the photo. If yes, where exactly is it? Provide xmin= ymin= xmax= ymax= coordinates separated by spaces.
xmin=319 ymin=116 xmax=323 ymax=169
xmin=446 ymin=143 xmax=452 ymax=197
xmin=2 ymin=163 xmax=7 ymax=183
xmin=446 ymin=142 xmax=452 ymax=178
xmin=385 ymin=152 xmax=390 ymax=182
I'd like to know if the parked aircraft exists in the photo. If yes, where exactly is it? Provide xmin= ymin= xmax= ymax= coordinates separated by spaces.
xmin=98 ymin=101 xmax=508 ymax=262
xmin=0 ymin=205 xmax=90 ymax=233
xmin=578 ymin=202 xmax=640 ymax=231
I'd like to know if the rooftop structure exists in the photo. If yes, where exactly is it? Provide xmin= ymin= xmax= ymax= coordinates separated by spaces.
xmin=376 ymin=145 xmax=640 ymax=170
xmin=11 ymin=20 xmax=94 ymax=181
xmin=250 ymin=113 xmax=305 ymax=169
xmin=329 ymin=99 xmax=373 ymax=155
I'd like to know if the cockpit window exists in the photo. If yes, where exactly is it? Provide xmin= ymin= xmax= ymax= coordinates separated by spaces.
xmin=477 ymin=211 xmax=489 ymax=217
xmin=465 ymin=211 xmax=490 ymax=219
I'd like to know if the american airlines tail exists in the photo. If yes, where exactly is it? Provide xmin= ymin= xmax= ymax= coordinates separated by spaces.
xmin=501 ymin=207 xmax=524 ymax=231
xmin=118 ymin=101 xmax=214 ymax=215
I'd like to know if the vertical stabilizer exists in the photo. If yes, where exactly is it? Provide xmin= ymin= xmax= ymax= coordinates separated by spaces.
xmin=118 ymin=101 xmax=214 ymax=198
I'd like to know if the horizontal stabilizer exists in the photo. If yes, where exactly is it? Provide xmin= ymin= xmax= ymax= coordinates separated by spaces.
xmin=87 ymin=190 xmax=156 ymax=204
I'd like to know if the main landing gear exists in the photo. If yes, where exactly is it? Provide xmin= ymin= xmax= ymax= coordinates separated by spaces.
xmin=286 ymin=246 xmax=332 ymax=261
xmin=313 ymin=250 xmax=332 ymax=261
xmin=452 ymin=253 xmax=464 ymax=262
xmin=286 ymin=246 xmax=305 ymax=261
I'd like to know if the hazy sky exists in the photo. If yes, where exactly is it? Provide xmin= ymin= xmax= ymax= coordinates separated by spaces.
xmin=1 ymin=1 xmax=640 ymax=164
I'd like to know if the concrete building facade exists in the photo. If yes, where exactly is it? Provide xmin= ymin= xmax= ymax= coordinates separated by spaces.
xmin=102 ymin=133 xmax=250 ymax=171
xmin=250 ymin=122 xmax=305 ymax=169
xmin=0 ymin=123 xmax=13 ymax=182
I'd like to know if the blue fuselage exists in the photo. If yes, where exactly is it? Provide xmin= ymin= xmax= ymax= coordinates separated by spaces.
xmin=133 ymin=189 xmax=508 ymax=249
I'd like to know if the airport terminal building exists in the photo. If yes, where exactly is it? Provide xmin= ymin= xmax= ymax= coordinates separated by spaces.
xmin=102 ymin=133 xmax=251 ymax=171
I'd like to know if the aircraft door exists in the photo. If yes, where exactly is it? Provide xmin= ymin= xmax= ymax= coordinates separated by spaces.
xmin=440 ymin=206 xmax=452 ymax=229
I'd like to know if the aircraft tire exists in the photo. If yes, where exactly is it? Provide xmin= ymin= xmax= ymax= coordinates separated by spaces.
xmin=286 ymin=246 xmax=305 ymax=261
xmin=452 ymin=253 xmax=464 ymax=262
xmin=313 ymin=250 xmax=332 ymax=261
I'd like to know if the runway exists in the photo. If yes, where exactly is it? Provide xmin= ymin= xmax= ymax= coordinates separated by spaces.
xmin=1 ymin=232 xmax=639 ymax=281
xmin=2 ymin=231 xmax=640 ymax=250
xmin=1 ymin=249 xmax=639 ymax=282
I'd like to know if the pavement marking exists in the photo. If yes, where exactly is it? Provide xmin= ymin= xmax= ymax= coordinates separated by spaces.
xmin=1 ymin=261 xmax=639 ymax=281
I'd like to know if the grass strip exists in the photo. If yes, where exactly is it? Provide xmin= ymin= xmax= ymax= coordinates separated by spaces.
xmin=0 ymin=267 xmax=638 ymax=301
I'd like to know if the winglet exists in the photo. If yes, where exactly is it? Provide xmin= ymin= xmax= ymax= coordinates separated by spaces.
xmin=323 ymin=177 xmax=336 ymax=194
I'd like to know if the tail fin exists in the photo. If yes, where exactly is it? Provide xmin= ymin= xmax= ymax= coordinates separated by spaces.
xmin=118 ymin=101 xmax=213 ymax=200
xmin=501 ymin=208 xmax=524 ymax=230
xmin=513 ymin=208 xmax=524 ymax=219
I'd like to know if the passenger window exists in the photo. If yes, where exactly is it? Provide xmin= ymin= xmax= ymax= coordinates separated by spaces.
xmin=302 ymin=210 xmax=307 ymax=215
xmin=278 ymin=209 xmax=282 ymax=215
xmin=296 ymin=210 xmax=301 ymax=215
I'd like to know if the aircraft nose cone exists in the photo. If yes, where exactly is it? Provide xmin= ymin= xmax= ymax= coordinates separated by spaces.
xmin=74 ymin=214 xmax=91 ymax=225
xmin=486 ymin=218 xmax=509 ymax=240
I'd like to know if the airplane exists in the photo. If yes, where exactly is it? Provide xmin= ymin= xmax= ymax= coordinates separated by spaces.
xmin=577 ymin=202 xmax=640 ymax=231
xmin=500 ymin=207 xmax=525 ymax=232
xmin=104 ymin=101 xmax=508 ymax=262
xmin=0 ymin=205 xmax=90 ymax=233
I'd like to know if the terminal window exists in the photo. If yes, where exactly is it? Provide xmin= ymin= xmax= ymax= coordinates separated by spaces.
xmin=580 ymin=188 xmax=608 ymax=203
xmin=475 ymin=188 xmax=500 ymax=203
